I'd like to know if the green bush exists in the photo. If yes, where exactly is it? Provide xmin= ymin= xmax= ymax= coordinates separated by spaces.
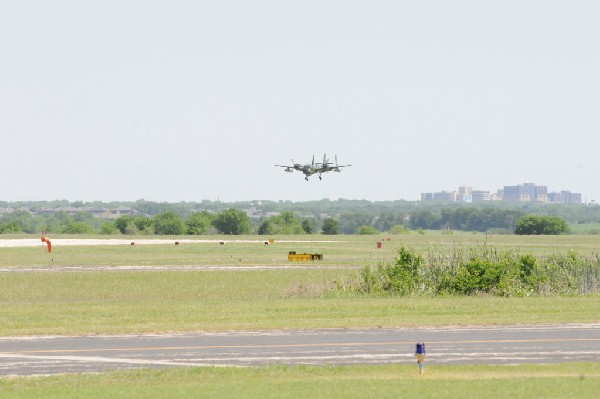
xmin=186 ymin=211 xmax=215 ymax=235
xmin=387 ymin=224 xmax=410 ymax=235
xmin=360 ymin=246 xmax=423 ymax=296
xmin=61 ymin=221 xmax=96 ymax=234
xmin=515 ymin=215 xmax=569 ymax=235
xmin=153 ymin=211 xmax=186 ymax=235
xmin=0 ymin=221 xmax=22 ymax=234
xmin=355 ymin=225 xmax=379 ymax=235
xmin=258 ymin=211 xmax=305 ymax=235
xmin=321 ymin=218 xmax=340 ymax=235
xmin=213 ymin=209 xmax=252 ymax=235
xmin=100 ymin=222 xmax=120 ymax=235
xmin=345 ymin=244 xmax=600 ymax=297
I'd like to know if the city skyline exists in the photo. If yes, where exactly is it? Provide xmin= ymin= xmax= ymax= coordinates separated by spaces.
xmin=421 ymin=182 xmax=586 ymax=204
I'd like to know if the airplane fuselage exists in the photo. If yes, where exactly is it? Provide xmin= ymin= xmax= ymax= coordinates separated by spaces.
xmin=276 ymin=154 xmax=350 ymax=181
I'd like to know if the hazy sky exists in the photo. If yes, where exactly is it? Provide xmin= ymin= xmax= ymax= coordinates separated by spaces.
xmin=2 ymin=1 xmax=599 ymax=203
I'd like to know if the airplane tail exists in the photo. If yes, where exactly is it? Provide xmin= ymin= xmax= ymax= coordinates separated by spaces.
xmin=334 ymin=155 xmax=347 ymax=172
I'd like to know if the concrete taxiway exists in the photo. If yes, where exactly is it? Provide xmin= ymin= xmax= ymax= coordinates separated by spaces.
xmin=1 ymin=324 xmax=599 ymax=376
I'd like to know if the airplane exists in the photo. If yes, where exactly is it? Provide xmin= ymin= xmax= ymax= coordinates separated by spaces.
xmin=275 ymin=154 xmax=351 ymax=181
xmin=316 ymin=153 xmax=352 ymax=174
xmin=275 ymin=155 xmax=320 ymax=181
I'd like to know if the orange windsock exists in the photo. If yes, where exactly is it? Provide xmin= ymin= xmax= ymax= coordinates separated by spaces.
xmin=41 ymin=236 xmax=52 ymax=253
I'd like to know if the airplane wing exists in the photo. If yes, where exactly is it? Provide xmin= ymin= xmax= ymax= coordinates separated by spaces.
xmin=275 ymin=164 xmax=296 ymax=172
xmin=331 ymin=164 xmax=351 ymax=172
xmin=314 ymin=162 xmax=351 ymax=168
xmin=316 ymin=155 xmax=351 ymax=170
xmin=276 ymin=158 xmax=299 ymax=169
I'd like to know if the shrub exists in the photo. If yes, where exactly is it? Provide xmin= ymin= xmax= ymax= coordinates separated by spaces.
xmin=388 ymin=225 xmax=410 ymax=235
xmin=339 ymin=244 xmax=600 ymax=297
xmin=359 ymin=246 xmax=424 ymax=296
xmin=153 ymin=211 xmax=186 ymax=235
xmin=100 ymin=222 xmax=120 ymax=235
xmin=515 ymin=215 xmax=569 ymax=235
xmin=258 ymin=211 xmax=305 ymax=235
xmin=61 ymin=221 xmax=96 ymax=234
xmin=0 ymin=222 xmax=22 ymax=234
xmin=356 ymin=225 xmax=379 ymax=235
xmin=321 ymin=218 xmax=340 ymax=235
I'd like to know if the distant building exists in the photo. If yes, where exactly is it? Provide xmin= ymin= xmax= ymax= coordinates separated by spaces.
xmin=420 ymin=193 xmax=434 ymax=201
xmin=37 ymin=207 xmax=57 ymax=216
xmin=434 ymin=191 xmax=457 ymax=202
xmin=421 ymin=191 xmax=456 ymax=202
xmin=502 ymin=183 xmax=548 ymax=202
xmin=111 ymin=207 xmax=136 ymax=216
xmin=547 ymin=191 xmax=582 ymax=204
xmin=421 ymin=188 xmax=478 ymax=203
xmin=472 ymin=190 xmax=491 ymax=201
xmin=422 ymin=183 xmax=581 ymax=204
xmin=458 ymin=187 xmax=473 ymax=203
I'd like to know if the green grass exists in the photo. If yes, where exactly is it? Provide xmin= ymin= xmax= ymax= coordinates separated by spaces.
xmin=2 ymin=234 xmax=600 ymax=336
xmin=0 ymin=234 xmax=393 ymax=267
xmin=2 ymin=363 xmax=600 ymax=399
xmin=569 ymin=223 xmax=600 ymax=234
xmin=2 ymin=234 xmax=600 ymax=396
xmin=2 ymin=232 xmax=600 ymax=269
xmin=1 ymin=271 xmax=599 ymax=336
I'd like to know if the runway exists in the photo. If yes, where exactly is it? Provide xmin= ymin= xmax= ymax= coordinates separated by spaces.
xmin=2 ymin=324 xmax=599 ymax=376
xmin=0 ymin=238 xmax=342 ymax=248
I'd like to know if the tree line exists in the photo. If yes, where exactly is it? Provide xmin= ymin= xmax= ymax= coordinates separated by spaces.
xmin=0 ymin=206 xmax=569 ymax=236
xmin=0 ymin=209 xmax=343 ymax=236
xmin=3 ymin=198 xmax=600 ymax=223
xmin=409 ymin=207 xmax=524 ymax=232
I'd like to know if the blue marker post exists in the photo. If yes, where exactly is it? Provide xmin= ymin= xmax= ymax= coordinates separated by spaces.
xmin=415 ymin=342 xmax=426 ymax=375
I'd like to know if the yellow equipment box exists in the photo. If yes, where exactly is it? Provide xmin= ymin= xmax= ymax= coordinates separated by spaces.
xmin=288 ymin=251 xmax=323 ymax=261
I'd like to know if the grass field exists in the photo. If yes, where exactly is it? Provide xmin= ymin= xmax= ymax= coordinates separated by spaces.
xmin=2 ymin=233 xmax=600 ymax=398
xmin=0 ymin=234 xmax=391 ymax=267
xmin=569 ymin=223 xmax=600 ymax=234
xmin=2 ymin=363 xmax=600 ymax=399
xmin=1 ymin=233 xmax=600 ymax=336
xmin=1 ymin=231 xmax=599 ymax=268
xmin=2 ymin=270 xmax=600 ymax=336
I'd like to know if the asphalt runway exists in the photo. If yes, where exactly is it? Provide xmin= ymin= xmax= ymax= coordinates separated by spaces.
xmin=1 ymin=324 xmax=599 ymax=376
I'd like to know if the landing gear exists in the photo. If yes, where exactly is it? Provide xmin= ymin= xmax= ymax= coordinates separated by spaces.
xmin=319 ymin=175 xmax=322 ymax=180
xmin=305 ymin=176 xmax=309 ymax=181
